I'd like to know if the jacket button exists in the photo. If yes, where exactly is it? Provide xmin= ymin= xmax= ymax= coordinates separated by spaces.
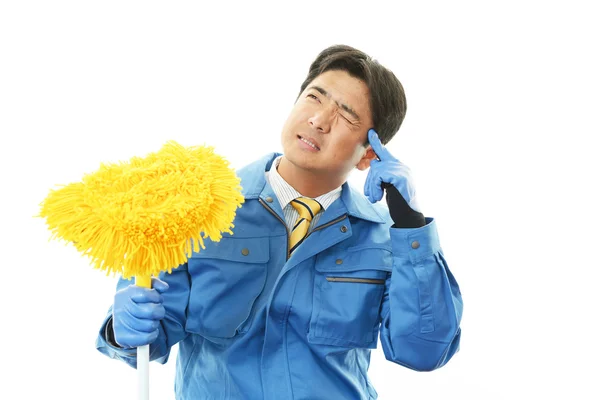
xmin=411 ymin=241 xmax=420 ymax=249
xmin=241 ymin=248 xmax=250 ymax=256
xmin=335 ymin=259 xmax=343 ymax=265
xmin=265 ymin=196 xmax=273 ymax=203
xmin=340 ymin=225 xmax=348 ymax=233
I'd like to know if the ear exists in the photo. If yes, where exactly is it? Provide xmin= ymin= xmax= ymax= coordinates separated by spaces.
xmin=356 ymin=146 xmax=378 ymax=171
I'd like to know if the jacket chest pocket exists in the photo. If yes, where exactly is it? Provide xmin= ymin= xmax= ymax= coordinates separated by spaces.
xmin=308 ymin=247 xmax=392 ymax=349
xmin=186 ymin=237 xmax=270 ymax=339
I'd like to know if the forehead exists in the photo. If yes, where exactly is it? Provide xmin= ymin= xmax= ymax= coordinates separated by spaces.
xmin=307 ymin=70 xmax=372 ymax=120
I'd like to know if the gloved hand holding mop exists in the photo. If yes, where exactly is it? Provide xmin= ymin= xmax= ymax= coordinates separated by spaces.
xmin=110 ymin=278 xmax=169 ymax=349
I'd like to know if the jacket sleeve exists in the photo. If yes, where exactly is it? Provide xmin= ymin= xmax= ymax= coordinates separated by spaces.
xmin=379 ymin=217 xmax=463 ymax=371
xmin=95 ymin=263 xmax=191 ymax=368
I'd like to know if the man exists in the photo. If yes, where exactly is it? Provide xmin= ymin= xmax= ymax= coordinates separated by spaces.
xmin=97 ymin=44 xmax=463 ymax=399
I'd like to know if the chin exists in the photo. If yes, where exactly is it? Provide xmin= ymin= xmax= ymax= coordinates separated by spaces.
xmin=286 ymin=151 xmax=319 ymax=170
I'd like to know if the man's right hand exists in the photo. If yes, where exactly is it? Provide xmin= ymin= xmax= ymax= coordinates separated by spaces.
xmin=112 ymin=278 xmax=168 ymax=349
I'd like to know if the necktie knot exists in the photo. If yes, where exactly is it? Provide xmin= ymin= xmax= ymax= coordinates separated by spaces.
xmin=290 ymin=197 xmax=322 ymax=222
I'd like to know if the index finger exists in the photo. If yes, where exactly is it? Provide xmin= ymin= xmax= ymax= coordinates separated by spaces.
xmin=368 ymin=129 xmax=392 ymax=161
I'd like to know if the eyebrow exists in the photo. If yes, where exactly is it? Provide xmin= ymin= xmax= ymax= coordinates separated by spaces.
xmin=307 ymin=85 xmax=360 ymax=121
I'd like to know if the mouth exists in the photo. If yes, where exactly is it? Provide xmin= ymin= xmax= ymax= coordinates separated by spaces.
xmin=297 ymin=135 xmax=320 ymax=151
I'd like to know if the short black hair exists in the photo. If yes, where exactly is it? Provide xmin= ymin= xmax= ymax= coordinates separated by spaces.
xmin=298 ymin=44 xmax=407 ymax=145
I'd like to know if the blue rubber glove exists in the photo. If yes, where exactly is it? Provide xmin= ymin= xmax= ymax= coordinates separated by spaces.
xmin=364 ymin=129 xmax=421 ymax=212
xmin=112 ymin=277 xmax=168 ymax=349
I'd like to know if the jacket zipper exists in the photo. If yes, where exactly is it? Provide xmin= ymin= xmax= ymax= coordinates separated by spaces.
xmin=306 ymin=214 xmax=348 ymax=237
xmin=259 ymin=199 xmax=348 ymax=260
xmin=325 ymin=277 xmax=386 ymax=285
xmin=259 ymin=198 xmax=291 ymax=259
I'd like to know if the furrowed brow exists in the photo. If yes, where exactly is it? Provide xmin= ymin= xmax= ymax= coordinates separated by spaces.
xmin=307 ymin=85 xmax=360 ymax=121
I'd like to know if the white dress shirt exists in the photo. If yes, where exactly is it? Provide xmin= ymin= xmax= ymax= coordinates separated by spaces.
xmin=265 ymin=156 xmax=342 ymax=233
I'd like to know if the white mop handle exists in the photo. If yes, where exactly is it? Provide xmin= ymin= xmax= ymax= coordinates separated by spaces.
xmin=138 ymin=344 xmax=150 ymax=400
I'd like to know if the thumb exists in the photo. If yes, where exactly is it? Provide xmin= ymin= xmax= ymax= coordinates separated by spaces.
xmin=151 ymin=277 xmax=169 ymax=294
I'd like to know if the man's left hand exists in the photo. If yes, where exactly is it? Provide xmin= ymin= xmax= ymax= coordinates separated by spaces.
xmin=364 ymin=129 xmax=421 ymax=212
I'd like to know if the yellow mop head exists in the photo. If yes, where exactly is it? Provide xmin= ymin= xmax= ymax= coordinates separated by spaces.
xmin=39 ymin=141 xmax=244 ymax=285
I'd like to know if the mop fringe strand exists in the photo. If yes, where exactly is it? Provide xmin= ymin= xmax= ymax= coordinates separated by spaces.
xmin=39 ymin=141 xmax=245 ymax=279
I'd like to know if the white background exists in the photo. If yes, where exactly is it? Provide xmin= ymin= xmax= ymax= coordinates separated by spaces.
xmin=1 ymin=1 xmax=599 ymax=399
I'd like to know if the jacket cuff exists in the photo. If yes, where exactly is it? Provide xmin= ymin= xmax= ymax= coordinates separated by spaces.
xmin=390 ymin=217 xmax=440 ymax=262
xmin=105 ymin=317 xmax=125 ymax=349
xmin=97 ymin=314 xmax=137 ymax=362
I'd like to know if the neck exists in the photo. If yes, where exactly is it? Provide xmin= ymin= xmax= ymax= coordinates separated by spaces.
xmin=277 ymin=157 xmax=344 ymax=198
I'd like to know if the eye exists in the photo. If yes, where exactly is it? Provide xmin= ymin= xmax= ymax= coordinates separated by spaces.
xmin=338 ymin=112 xmax=354 ymax=125
xmin=307 ymin=93 xmax=320 ymax=102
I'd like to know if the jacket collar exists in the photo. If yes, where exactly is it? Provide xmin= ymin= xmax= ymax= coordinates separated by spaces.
xmin=237 ymin=152 xmax=386 ymax=224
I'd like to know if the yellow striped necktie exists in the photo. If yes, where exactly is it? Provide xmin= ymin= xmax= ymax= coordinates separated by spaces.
xmin=289 ymin=197 xmax=323 ymax=255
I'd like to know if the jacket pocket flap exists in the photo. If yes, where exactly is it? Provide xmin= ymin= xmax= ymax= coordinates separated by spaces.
xmin=190 ymin=237 xmax=270 ymax=264
xmin=315 ymin=247 xmax=392 ymax=273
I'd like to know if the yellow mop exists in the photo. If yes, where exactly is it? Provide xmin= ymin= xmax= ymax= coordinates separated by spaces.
xmin=39 ymin=140 xmax=244 ymax=399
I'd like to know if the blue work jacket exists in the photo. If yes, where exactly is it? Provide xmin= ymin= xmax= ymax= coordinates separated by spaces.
xmin=96 ymin=152 xmax=463 ymax=399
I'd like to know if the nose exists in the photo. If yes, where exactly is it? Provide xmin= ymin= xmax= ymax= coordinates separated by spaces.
xmin=308 ymin=105 xmax=335 ymax=133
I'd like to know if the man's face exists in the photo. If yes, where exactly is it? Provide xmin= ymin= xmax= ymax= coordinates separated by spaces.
xmin=280 ymin=69 xmax=374 ymax=178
